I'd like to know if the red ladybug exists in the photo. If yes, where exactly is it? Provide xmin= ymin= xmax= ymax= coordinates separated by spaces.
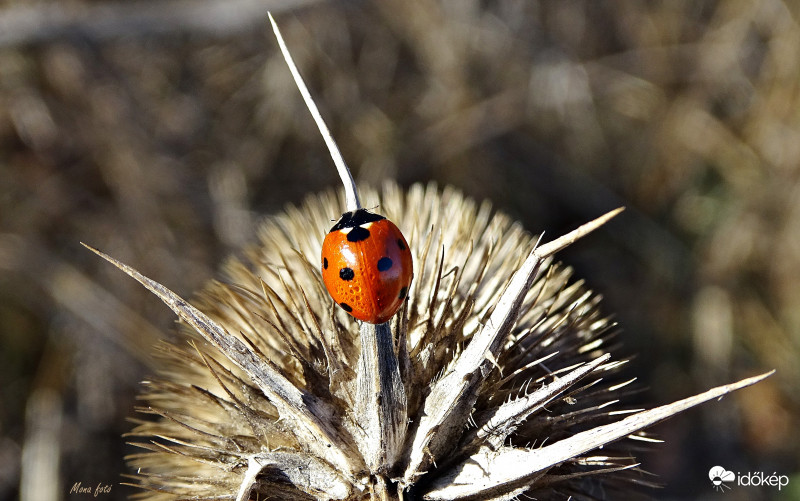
xmin=321 ymin=208 xmax=413 ymax=324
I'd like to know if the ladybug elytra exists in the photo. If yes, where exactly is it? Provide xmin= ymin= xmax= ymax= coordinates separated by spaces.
xmin=321 ymin=208 xmax=413 ymax=324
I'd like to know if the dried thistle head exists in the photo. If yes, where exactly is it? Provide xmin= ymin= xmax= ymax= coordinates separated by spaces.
xmin=87 ymin=183 xmax=767 ymax=501
xmin=83 ymin=14 xmax=770 ymax=501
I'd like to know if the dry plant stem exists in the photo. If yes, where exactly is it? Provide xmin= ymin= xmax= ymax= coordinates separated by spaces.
xmin=356 ymin=321 xmax=408 ymax=474
xmin=268 ymin=13 xmax=361 ymax=212
xmin=424 ymin=370 xmax=774 ymax=500
xmin=80 ymin=243 xmax=361 ymax=478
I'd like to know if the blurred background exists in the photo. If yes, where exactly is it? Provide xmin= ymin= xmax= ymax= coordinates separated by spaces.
xmin=1 ymin=0 xmax=798 ymax=499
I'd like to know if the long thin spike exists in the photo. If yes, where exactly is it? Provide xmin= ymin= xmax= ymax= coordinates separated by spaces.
xmin=268 ymin=13 xmax=361 ymax=211
xmin=535 ymin=207 xmax=625 ymax=258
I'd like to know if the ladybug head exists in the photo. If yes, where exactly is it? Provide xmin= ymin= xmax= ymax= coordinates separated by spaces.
xmin=329 ymin=208 xmax=386 ymax=232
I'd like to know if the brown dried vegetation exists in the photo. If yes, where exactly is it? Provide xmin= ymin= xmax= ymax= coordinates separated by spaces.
xmin=1 ymin=1 xmax=797 ymax=500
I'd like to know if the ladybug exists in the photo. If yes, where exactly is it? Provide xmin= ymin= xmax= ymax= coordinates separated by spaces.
xmin=321 ymin=208 xmax=413 ymax=324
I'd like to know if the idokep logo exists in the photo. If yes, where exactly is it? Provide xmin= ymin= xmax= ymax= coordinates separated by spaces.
xmin=709 ymin=466 xmax=735 ymax=492
xmin=708 ymin=466 xmax=790 ymax=493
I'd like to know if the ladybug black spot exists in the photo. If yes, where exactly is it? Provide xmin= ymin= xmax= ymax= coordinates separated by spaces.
xmin=323 ymin=257 xmax=328 ymax=269
xmin=339 ymin=267 xmax=355 ymax=280
xmin=340 ymin=302 xmax=353 ymax=312
xmin=397 ymin=239 xmax=406 ymax=251
xmin=398 ymin=287 xmax=407 ymax=299
xmin=377 ymin=257 xmax=393 ymax=272
xmin=347 ymin=227 xmax=370 ymax=242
